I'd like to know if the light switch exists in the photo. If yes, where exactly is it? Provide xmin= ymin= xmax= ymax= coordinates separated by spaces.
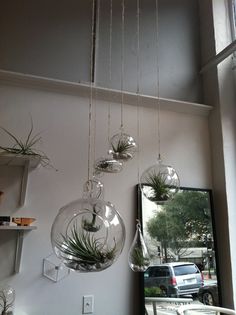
xmin=82 ymin=295 xmax=94 ymax=314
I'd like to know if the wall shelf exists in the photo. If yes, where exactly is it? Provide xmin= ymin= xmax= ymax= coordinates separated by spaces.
xmin=0 ymin=69 xmax=213 ymax=117
xmin=0 ymin=154 xmax=41 ymax=207
xmin=0 ymin=225 xmax=37 ymax=273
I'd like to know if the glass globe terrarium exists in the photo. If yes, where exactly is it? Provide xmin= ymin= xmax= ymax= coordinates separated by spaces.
xmin=51 ymin=180 xmax=125 ymax=272
xmin=94 ymin=156 xmax=123 ymax=174
xmin=109 ymin=132 xmax=137 ymax=161
xmin=128 ymin=221 xmax=150 ymax=272
xmin=140 ymin=158 xmax=180 ymax=205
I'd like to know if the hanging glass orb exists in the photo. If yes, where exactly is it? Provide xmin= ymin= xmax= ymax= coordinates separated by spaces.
xmin=109 ymin=132 xmax=137 ymax=161
xmin=140 ymin=157 xmax=180 ymax=205
xmin=94 ymin=156 xmax=123 ymax=173
xmin=0 ymin=284 xmax=15 ymax=315
xmin=128 ymin=221 xmax=150 ymax=272
xmin=83 ymin=178 xmax=104 ymax=199
xmin=51 ymin=184 xmax=125 ymax=272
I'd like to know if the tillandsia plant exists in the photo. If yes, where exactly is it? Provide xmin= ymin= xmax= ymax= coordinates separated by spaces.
xmin=145 ymin=171 xmax=171 ymax=203
xmin=0 ymin=118 xmax=56 ymax=170
xmin=82 ymin=205 xmax=101 ymax=233
xmin=0 ymin=287 xmax=14 ymax=315
xmin=56 ymin=224 xmax=116 ymax=270
xmin=111 ymin=136 xmax=136 ymax=160
xmin=130 ymin=247 xmax=150 ymax=270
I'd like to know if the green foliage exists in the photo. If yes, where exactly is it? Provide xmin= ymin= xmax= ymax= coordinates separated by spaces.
xmin=111 ymin=137 xmax=134 ymax=154
xmin=144 ymin=171 xmax=171 ymax=203
xmin=144 ymin=286 xmax=166 ymax=297
xmin=56 ymin=225 xmax=116 ymax=268
xmin=0 ymin=119 xmax=55 ymax=169
xmin=146 ymin=190 xmax=213 ymax=261
xmin=130 ymin=247 xmax=150 ymax=268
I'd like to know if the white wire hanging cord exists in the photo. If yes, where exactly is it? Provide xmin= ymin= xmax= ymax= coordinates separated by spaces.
xmin=108 ymin=0 xmax=113 ymax=145
xmin=88 ymin=0 xmax=96 ymax=181
xmin=120 ymin=0 xmax=125 ymax=132
xmin=93 ymin=0 xmax=100 ymax=169
xmin=155 ymin=0 xmax=161 ymax=161
xmin=136 ymin=0 xmax=141 ymax=183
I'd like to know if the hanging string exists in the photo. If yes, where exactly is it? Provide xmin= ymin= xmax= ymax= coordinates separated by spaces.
xmin=155 ymin=0 xmax=161 ymax=160
xmin=92 ymin=0 xmax=100 ymax=170
xmin=108 ymin=0 xmax=113 ymax=145
xmin=136 ymin=0 xmax=141 ymax=183
xmin=88 ymin=0 xmax=96 ymax=181
xmin=120 ymin=0 xmax=125 ymax=132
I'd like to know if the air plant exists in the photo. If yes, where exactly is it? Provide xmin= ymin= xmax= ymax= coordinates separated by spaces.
xmin=110 ymin=136 xmax=136 ymax=160
xmin=0 ymin=119 xmax=56 ymax=170
xmin=144 ymin=171 xmax=171 ymax=203
xmin=56 ymin=225 xmax=116 ymax=270
xmin=0 ymin=287 xmax=14 ymax=315
xmin=94 ymin=158 xmax=123 ymax=173
xmin=82 ymin=205 xmax=101 ymax=232
xmin=130 ymin=247 xmax=150 ymax=270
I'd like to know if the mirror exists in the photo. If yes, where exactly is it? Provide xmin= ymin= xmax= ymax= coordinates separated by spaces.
xmin=138 ymin=186 xmax=220 ymax=314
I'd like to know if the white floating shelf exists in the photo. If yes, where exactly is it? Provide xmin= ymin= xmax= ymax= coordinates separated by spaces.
xmin=0 ymin=154 xmax=41 ymax=206
xmin=0 ymin=153 xmax=41 ymax=168
xmin=0 ymin=225 xmax=37 ymax=230
xmin=0 ymin=225 xmax=37 ymax=273
xmin=0 ymin=69 xmax=213 ymax=116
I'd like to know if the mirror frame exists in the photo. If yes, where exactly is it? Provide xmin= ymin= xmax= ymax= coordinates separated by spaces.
xmin=137 ymin=185 xmax=221 ymax=315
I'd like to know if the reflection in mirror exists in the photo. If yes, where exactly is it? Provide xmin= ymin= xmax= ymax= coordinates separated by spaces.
xmin=139 ymin=186 xmax=220 ymax=315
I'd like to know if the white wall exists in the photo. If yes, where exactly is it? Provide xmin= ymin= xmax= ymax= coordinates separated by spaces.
xmin=0 ymin=0 xmax=202 ymax=103
xmin=199 ymin=0 xmax=236 ymax=307
xmin=212 ymin=0 xmax=236 ymax=307
xmin=0 ymin=0 xmax=92 ymax=83
xmin=96 ymin=0 xmax=202 ymax=102
xmin=0 ymin=81 xmax=212 ymax=315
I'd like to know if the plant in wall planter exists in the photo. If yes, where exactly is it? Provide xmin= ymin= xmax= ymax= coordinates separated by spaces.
xmin=0 ymin=119 xmax=56 ymax=170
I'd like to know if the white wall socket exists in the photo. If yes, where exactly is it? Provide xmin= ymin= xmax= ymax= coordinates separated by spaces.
xmin=82 ymin=295 xmax=94 ymax=314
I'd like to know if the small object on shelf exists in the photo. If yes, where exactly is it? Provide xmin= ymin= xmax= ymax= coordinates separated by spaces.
xmin=12 ymin=217 xmax=36 ymax=226
xmin=43 ymin=253 xmax=70 ymax=282
xmin=0 ymin=216 xmax=10 ymax=226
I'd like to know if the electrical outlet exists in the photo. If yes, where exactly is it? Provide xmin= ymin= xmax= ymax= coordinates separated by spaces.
xmin=82 ymin=295 xmax=94 ymax=314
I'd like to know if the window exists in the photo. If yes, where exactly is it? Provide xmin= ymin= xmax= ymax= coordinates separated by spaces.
xmin=229 ymin=0 xmax=236 ymax=41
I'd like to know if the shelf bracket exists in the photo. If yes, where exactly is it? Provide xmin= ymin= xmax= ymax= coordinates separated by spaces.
xmin=19 ymin=160 xmax=30 ymax=207
xmin=14 ymin=230 xmax=24 ymax=273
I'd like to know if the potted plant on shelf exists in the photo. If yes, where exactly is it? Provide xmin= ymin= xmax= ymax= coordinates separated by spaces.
xmin=0 ymin=119 xmax=55 ymax=170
